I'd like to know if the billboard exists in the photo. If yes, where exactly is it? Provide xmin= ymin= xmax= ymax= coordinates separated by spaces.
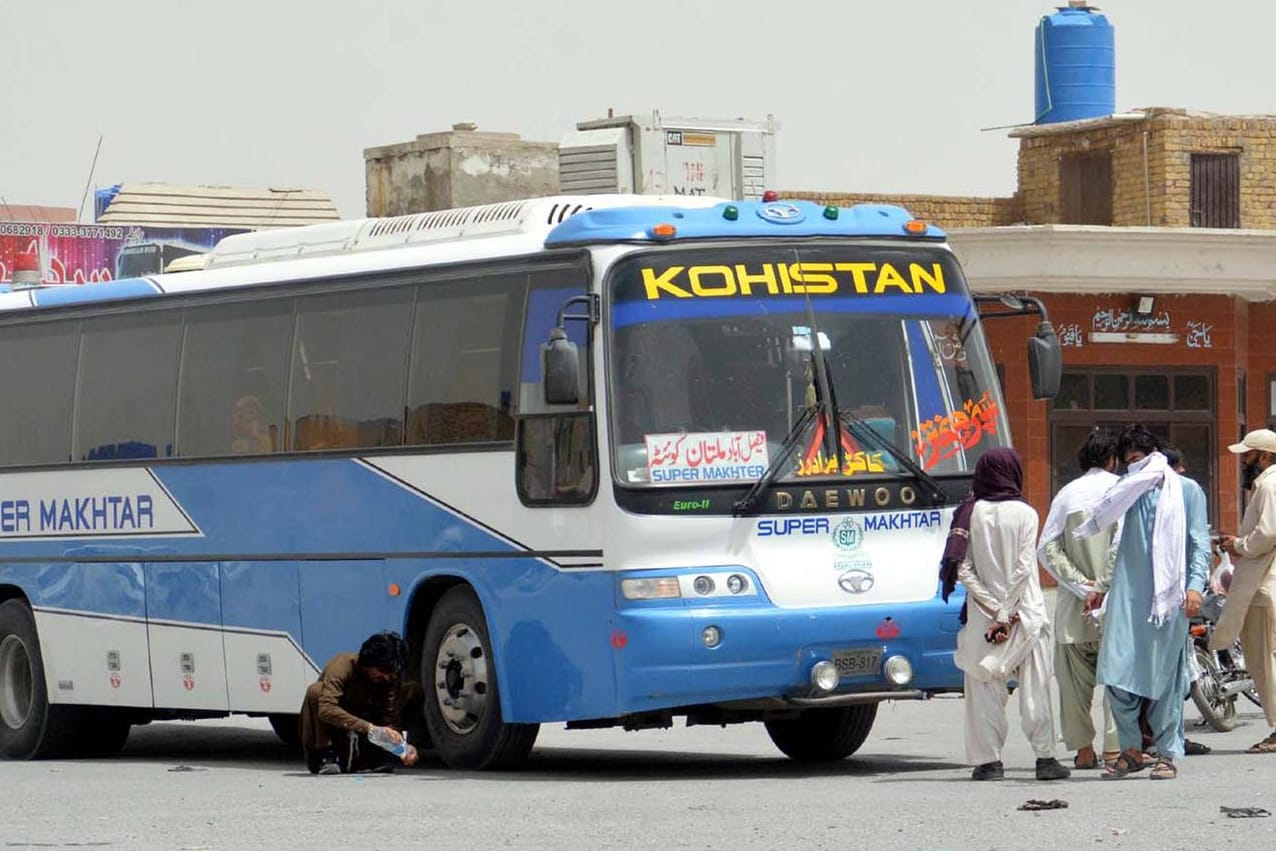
xmin=0 ymin=223 xmax=246 ymax=285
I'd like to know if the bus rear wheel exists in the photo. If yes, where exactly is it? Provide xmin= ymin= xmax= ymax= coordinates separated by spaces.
xmin=0 ymin=599 xmax=82 ymax=760
xmin=268 ymin=713 xmax=302 ymax=749
xmin=764 ymin=703 xmax=879 ymax=762
xmin=420 ymin=586 xmax=538 ymax=770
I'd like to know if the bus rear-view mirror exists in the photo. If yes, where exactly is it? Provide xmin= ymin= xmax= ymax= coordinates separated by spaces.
xmin=1028 ymin=321 xmax=1062 ymax=400
xmin=542 ymin=328 xmax=580 ymax=406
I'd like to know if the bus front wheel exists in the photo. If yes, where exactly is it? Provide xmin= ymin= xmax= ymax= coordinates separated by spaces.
xmin=420 ymin=586 xmax=538 ymax=770
xmin=764 ymin=703 xmax=879 ymax=762
xmin=0 ymin=599 xmax=81 ymax=760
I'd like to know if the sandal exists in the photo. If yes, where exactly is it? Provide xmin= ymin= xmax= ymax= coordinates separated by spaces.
xmin=1184 ymin=739 xmax=1212 ymax=755
xmin=1149 ymin=758 xmax=1177 ymax=780
xmin=1102 ymin=751 xmax=1144 ymax=780
xmin=1074 ymin=752 xmax=1100 ymax=770
xmin=1246 ymin=732 xmax=1276 ymax=754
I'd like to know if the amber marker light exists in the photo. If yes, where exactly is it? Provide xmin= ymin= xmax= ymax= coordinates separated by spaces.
xmin=903 ymin=220 xmax=928 ymax=234
xmin=649 ymin=222 xmax=677 ymax=239
xmin=387 ymin=583 xmax=402 ymax=597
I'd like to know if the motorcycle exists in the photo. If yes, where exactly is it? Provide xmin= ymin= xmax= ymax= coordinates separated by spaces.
xmin=1187 ymin=589 xmax=1260 ymax=732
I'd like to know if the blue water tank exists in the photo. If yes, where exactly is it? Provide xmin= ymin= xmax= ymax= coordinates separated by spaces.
xmin=1034 ymin=3 xmax=1115 ymax=124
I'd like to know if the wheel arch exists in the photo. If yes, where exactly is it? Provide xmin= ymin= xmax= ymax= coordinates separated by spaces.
xmin=402 ymin=573 xmax=521 ymax=720
xmin=0 ymin=585 xmax=30 ymax=608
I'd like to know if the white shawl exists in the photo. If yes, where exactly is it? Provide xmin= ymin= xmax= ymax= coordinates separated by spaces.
xmin=1073 ymin=451 xmax=1185 ymax=626
xmin=1037 ymin=468 xmax=1119 ymax=600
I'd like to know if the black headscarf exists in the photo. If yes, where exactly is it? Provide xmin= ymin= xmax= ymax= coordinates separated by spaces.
xmin=939 ymin=447 xmax=1027 ymax=609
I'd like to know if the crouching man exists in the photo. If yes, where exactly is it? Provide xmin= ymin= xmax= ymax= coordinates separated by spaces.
xmin=299 ymin=631 xmax=424 ymax=774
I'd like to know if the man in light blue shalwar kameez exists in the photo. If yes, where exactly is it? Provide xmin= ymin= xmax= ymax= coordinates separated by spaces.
xmin=1074 ymin=425 xmax=1210 ymax=780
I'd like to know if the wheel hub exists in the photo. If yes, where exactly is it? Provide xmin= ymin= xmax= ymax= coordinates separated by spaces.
xmin=0 ymin=634 xmax=34 ymax=730
xmin=433 ymin=623 xmax=489 ymax=735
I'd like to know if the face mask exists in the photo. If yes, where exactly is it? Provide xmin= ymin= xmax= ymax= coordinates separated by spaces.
xmin=1243 ymin=462 xmax=1261 ymax=489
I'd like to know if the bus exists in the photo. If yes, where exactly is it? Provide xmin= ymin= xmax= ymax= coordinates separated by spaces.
xmin=115 ymin=242 xmax=207 ymax=279
xmin=0 ymin=195 xmax=1061 ymax=768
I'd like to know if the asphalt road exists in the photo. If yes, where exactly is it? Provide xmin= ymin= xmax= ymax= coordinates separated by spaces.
xmin=2 ymin=695 xmax=1274 ymax=850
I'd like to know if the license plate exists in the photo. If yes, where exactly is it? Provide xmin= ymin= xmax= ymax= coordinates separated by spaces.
xmin=833 ymin=647 xmax=882 ymax=677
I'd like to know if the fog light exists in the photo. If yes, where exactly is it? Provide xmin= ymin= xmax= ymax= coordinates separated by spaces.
xmin=726 ymin=574 xmax=748 ymax=594
xmin=810 ymin=660 xmax=839 ymax=694
xmin=883 ymin=655 xmax=913 ymax=686
xmin=692 ymin=575 xmax=715 ymax=596
xmin=701 ymin=625 xmax=722 ymax=648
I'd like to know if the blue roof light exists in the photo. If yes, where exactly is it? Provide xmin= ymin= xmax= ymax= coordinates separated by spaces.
xmin=545 ymin=200 xmax=944 ymax=246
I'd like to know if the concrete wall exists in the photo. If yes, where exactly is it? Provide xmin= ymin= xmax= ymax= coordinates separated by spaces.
xmin=364 ymin=126 xmax=560 ymax=216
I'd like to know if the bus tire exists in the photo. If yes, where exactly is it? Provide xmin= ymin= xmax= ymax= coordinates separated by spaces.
xmin=73 ymin=709 xmax=132 ymax=759
xmin=268 ymin=713 xmax=302 ymax=750
xmin=420 ymin=586 xmax=539 ymax=770
xmin=764 ymin=703 xmax=879 ymax=762
xmin=0 ymin=599 xmax=80 ymax=760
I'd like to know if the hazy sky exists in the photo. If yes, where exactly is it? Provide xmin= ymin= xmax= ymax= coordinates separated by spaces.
xmin=4 ymin=0 xmax=1275 ymax=220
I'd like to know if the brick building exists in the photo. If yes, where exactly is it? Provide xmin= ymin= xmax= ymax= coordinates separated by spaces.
xmin=784 ymin=107 xmax=1276 ymax=536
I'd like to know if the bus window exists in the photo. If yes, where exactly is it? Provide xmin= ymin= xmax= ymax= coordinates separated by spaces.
xmin=516 ymin=413 xmax=597 ymax=504
xmin=289 ymin=288 xmax=412 ymax=451
xmin=406 ymin=274 xmax=523 ymax=446
xmin=74 ymin=311 xmax=181 ymax=461
xmin=0 ymin=320 xmax=80 ymax=465
xmin=177 ymin=298 xmax=293 ymax=457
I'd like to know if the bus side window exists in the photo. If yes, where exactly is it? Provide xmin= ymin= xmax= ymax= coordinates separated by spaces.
xmin=0 ymin=321 xmax=80 ymax=465
xmin=407 ymin=275 xmax=522 ymax=446
xmin=516 ymin=262 xmax=596 ymax=505
xmin=289 ymin=288 xmax=412 ymax=451
xmin=517 ymin=414 xmax=597 ymax=505
xmin=75 ymin=311 xmax=181 ymax=461
xmin=177 ymin=298 xmax=292 ymax=458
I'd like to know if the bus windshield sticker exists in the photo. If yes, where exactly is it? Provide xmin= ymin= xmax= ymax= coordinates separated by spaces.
xmin=910 ymin=391 xmax=1001 ymax=471
xmin=644 ymin=430 xmax=769 ymax=484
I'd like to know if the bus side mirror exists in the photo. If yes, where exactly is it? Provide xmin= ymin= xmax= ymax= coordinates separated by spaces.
xmin=1028 ymin=321 xmax=1062 ymax=400
xmin=542 ymin=327 xmax=580 ymax=406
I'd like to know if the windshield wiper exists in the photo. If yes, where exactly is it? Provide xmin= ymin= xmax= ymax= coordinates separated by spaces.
xmin=838 ymin=408 xmax=948 ymax=506
xmin=733 ymin=404 xmax=819 ymax=517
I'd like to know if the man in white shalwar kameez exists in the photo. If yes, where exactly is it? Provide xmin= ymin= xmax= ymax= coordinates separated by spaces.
xmin=1038 ymin=430 xmax=1121 ymax=770
xmin=1215 ymin=429 xmax=1276 ymax=754
xmin=1073 ymin=425 xmax=1209 ymax=781
xmin=942 ymin=447 xmax=1070 ymax=782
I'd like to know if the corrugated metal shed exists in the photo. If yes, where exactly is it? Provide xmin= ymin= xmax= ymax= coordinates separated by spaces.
xmin=96 ymin=183 xmax=340 ymax=228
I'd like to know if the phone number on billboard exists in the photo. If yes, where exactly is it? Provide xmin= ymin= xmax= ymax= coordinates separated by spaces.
xmin=0 ymin=223 xmax=48 ymax=237
xmin=50 ymin=225 xmax=125 ymax=239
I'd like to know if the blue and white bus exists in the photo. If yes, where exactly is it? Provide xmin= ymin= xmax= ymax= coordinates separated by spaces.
xmin=0 ymin=195 xmax=1060 ymax=768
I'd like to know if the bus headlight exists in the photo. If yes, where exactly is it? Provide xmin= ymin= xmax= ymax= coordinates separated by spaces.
xmin=883 ymin=655 xmax=913 ymax=686
xmin=692 ymin=575 xmax=715 ymax=596
xmin=726 ymin=574 xmax=748 ymax=594
xmin=701 ymin=626 xmax=722 ymax=648
xmin=810 ymin=660 xmax=839 ymax=694
xmin=621 ymin=578 xmax=682 ymax=600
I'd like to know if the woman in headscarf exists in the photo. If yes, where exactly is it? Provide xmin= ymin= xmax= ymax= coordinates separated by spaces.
xmin=943 ymin=447 xmax=1070 ymax=782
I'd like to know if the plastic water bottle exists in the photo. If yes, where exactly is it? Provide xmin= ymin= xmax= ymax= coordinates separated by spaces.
xmin=366 ymin=726 xmax=409 ymax=760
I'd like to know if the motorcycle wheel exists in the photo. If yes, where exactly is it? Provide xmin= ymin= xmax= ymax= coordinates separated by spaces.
xmin=1190 ymin=646 xmax=1238 ymax=732
xmin=1226 ymin=641 xmax=1265 ymax=708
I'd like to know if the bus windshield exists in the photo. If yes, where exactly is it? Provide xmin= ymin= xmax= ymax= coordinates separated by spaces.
xmin=608 ymin=243 xmax=1009 ymax=487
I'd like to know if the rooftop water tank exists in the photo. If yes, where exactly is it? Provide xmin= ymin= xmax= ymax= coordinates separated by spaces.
xmin=1034 ymin=1 xmax=1115 ymax=124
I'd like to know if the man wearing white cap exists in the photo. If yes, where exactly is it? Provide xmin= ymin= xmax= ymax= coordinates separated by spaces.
xmin=1216 ymin=428 xmax=1276 ymax=754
